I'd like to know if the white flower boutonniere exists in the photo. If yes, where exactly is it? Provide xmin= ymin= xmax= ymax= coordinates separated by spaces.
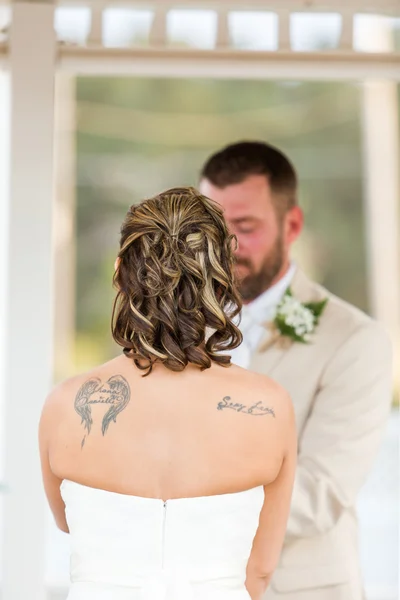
xmin=274 ymin=288 xmax=328 ymax=343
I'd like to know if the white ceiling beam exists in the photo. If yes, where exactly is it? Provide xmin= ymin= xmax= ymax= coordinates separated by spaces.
xmin=11 ymin=0 xmax=54 ymax=3
xmin=29 ymin=0 xmax=400 ymax=13
xmin=2 ymin=41 xmax=399 ymax=80
xmin=58 ymin=47 xmax=400 ymax=81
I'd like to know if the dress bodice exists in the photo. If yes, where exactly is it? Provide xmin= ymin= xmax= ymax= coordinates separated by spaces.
xmin=61 ymin=479 xmax=264 ymax=599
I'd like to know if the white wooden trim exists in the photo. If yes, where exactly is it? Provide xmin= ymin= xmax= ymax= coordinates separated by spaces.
xmin=87 ymin=2 xmax=104 ymax=46
xmin=59 ymin=46 xmax=400 ymax=80
xmin=362 ymin=81 xmax=400 ymax=386
xmin=1 ymin=38 xmax=399 ymax=82
xmin=277 ymin=9 xmax=291 ymax=51
xmin=149 ymin=5 xmax=168 ymax=46
xmin=52 ymin=75 xmax=76 ymax=381
xmin=216 ymin=7 xmax=230 ymax=48
xmin=47 ymin=0 xmax=400 ymax=13
xmin=0 ymin=42 xmax=6 ymax=69
xmin=0 ymin=70 xmax=10 ymax=503
xmin=1 ymin=4 xmax=56 ymax=599
xmin=338 ymin=10 xmax=355 ymax=51
xmin=359 ymin=17 xmax=400 ymax=394
xmin=1 ymin=42 xmax=400 ymax=82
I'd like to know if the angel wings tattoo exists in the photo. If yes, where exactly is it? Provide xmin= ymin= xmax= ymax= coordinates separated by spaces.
xmin=74 ymin=375 xmax=131 ymax=448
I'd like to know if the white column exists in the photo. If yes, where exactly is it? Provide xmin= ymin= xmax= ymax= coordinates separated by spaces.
xmin=0 ymin=67 xmax=10 ymax=487
xmin=53 ymin=75 xmax=76 ymax=382
xmin=1 ymin=3 xmax=56 ymax=600
xmin=360 ymin=20 xmax=400 ymax=397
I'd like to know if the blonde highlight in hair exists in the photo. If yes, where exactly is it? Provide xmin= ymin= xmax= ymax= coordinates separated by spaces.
xmin=112 ymin=187 xmax=242 ymax=375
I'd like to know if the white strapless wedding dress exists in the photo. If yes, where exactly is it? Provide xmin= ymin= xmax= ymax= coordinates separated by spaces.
xmin=60 ymin=479 xmax=264 ymax=600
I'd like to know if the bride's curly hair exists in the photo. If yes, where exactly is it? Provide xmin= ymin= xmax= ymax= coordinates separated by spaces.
xmin=112 ymin=187 xmax=242 ymax=375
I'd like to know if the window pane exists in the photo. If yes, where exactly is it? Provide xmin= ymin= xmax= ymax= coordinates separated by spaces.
xmin=54 ymin=7 xmax=91 ymax=45
xmin=167 ymin=10 xmax=217 ymax=49
xmin=103 ymin=9 xmax=153 ymax=47
xmin=291 ymin=12 xmax=342 ymax=51
xmin=354 ymin=14 xmax=397 ymax=52
xmin=229 ymin=11 xmax=278 ymax=50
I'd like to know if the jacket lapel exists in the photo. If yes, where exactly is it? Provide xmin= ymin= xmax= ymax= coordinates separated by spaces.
xmin=249 ymin=326 xmax=293 ymax=375
xmin=248 ymin=267 xmax=324 ymax=376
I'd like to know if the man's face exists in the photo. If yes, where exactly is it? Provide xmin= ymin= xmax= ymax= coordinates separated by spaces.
xmin=200 ymin=174 xmax=302 ymax=302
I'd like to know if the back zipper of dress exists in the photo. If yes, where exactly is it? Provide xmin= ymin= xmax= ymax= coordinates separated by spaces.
xmin=161 ymin=501 xmax=167 ymax=569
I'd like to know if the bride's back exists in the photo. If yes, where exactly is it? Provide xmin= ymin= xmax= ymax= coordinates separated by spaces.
xmin=49 ymin=356 xmax=288 ymax=501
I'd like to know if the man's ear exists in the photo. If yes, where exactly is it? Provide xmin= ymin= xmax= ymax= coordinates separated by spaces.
xmin=284 ymin=206 xmax=303 ymax=246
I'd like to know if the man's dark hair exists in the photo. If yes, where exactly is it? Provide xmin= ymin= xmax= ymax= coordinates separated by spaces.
xmin=201 ymin=141 xmax=298 ymax=217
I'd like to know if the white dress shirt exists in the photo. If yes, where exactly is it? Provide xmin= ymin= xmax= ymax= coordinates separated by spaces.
xmin=231 ymin=263 xmax=296 ymax=369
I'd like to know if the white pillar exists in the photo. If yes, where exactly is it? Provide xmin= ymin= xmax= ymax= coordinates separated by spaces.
xmin=0 ymin=68 xmax=10 ymax=487
xmin=360 ymin=20 xmax=400 ymax=397
xmin=53 ymin=75 xmax=76 ymax=382
xmin=1 ymin=3 xmax=56 ymax=599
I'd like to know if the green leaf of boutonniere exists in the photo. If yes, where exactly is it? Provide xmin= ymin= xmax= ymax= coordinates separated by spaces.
xmin=274 ymin=288 xmax=328 ymax=344
xmin=304 ymin=298 xmax=329 ymax=322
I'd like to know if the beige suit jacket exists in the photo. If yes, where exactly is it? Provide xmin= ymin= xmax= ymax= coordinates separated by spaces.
xmin=253 ymin=268 xmax=393 ymax=600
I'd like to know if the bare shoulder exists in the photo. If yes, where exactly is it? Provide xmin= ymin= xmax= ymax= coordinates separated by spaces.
xmin=41 ymin=374 xmax=82 ymax=419
xmin=39 ymin=372 xmax=85 ymax=442
xmin=215 ymin=366 xmax=296 ymax=465
xmin=221 ymin=364 xmax=294 ymax=423
xmin=41 ymin=356 xmax=125 ymax=418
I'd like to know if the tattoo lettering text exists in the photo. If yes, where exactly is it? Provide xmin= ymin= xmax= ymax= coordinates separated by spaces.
xmin=217 ymin=396 xmax=275 ymax=418
xmin=74 ymin=374 xmax=131 ymax=448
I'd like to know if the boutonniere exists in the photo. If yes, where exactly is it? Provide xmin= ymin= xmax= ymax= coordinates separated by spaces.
xmin=274 ymin=288 xmax=328 ymax=343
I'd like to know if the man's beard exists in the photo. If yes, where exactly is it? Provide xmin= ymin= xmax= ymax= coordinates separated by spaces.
xmin=235 ymin=234 xmax=284 ymax=302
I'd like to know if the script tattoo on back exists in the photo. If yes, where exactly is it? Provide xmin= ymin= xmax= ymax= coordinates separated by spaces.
xmin=217 ymin=396 xmax=275 ymax=418
xmin=74 ymin=375 xmax=131 ymax=448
